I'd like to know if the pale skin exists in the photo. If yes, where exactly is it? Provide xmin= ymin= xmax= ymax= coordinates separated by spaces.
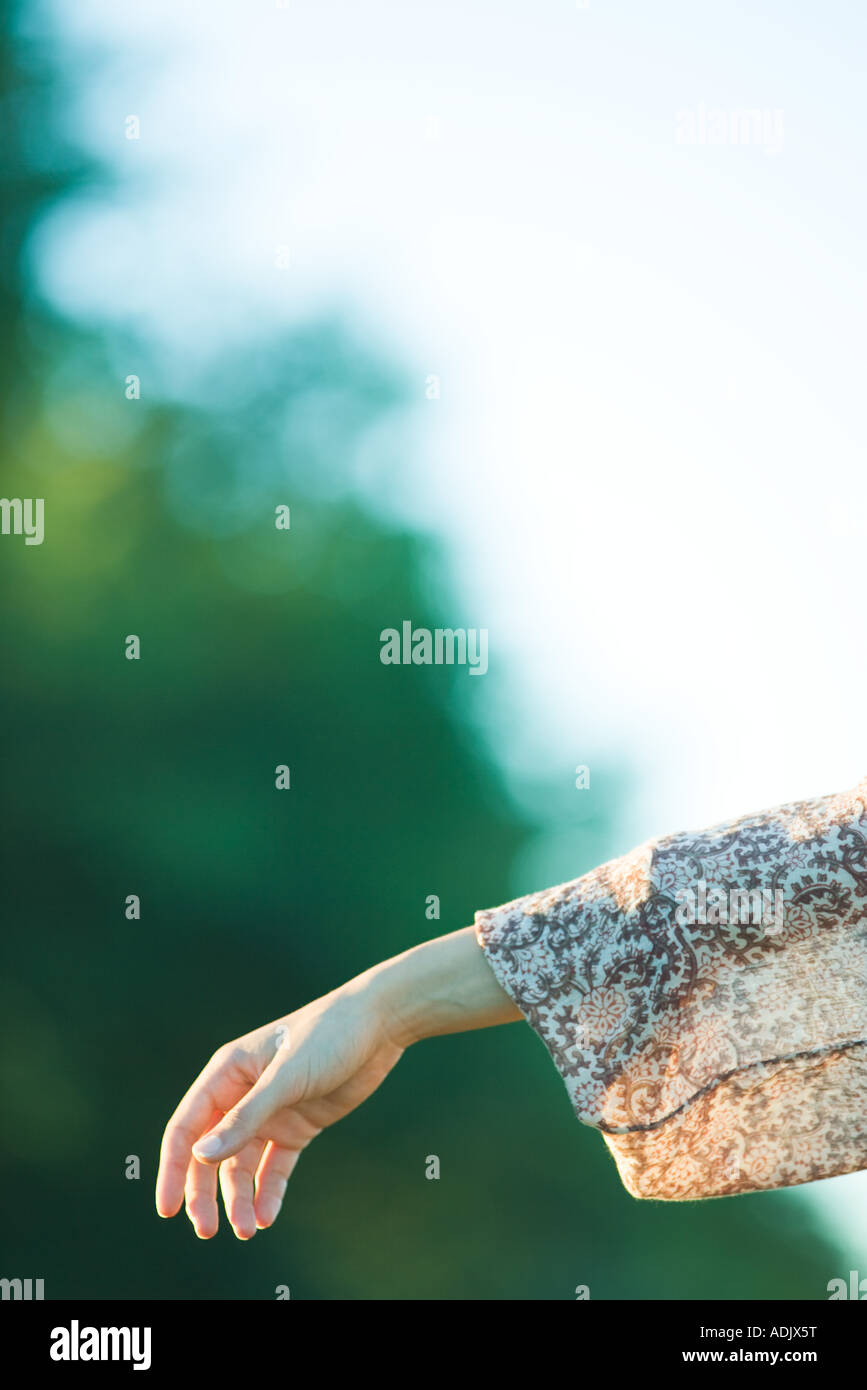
xmin=155 ymin=926 xmax=522 ymax=1240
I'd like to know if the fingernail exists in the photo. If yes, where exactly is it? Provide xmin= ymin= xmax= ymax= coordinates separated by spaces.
xmin=193 ymin=1134 xmax=222 ymax=1158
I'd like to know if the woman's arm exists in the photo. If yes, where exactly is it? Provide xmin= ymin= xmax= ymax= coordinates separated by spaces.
xmin=157 ymin=772 xmax=867 ymax=1225
xmin=155 ymin=926 xmax=521 ymax=1240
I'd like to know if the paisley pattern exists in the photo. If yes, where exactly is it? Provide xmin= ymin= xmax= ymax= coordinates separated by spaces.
xmin=474 ymin=776 xmax=867 ymax=1198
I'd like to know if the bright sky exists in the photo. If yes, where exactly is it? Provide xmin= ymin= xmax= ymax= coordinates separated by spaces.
xmin=32 ymin=0 xmax=867 ymax=1265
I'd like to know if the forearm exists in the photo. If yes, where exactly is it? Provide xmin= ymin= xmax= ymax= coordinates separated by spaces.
xmin=359 ymin=925 xmax=523 ymax=1048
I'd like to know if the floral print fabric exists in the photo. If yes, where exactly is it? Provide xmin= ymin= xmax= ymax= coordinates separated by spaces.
xmin=474 ymin=776 xmax=867 ymax=1198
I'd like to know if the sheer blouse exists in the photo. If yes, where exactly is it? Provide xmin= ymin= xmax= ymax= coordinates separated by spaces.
xmin=475 ymin=776 xmax=867 ymax=1199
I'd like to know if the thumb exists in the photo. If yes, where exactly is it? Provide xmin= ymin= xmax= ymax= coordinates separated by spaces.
xmin=192 ymin=1072 xmax=283 ymax=1163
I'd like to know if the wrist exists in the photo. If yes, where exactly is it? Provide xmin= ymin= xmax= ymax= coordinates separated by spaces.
xmin=364 ymin=926 xmax=521 ymax=1049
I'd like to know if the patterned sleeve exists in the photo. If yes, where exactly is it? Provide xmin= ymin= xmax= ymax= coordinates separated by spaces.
xmin=474 ymin=776 xmax=867 ymax=1199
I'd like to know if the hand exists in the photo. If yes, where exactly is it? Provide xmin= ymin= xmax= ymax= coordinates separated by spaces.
xmin=155 ymin=976 xmax=403 ymax=1240
xmin=155 ymin=927 xmax=519 ymax=1240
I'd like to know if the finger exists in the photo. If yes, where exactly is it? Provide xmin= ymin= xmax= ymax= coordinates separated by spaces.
xmin=192 ymin=1061 xmax=294 ymax=1165
xmin=157 ymin=1074 xmax=226 ymax=1218
xmin=184 ymin=1146 xmax=221 ymax=1239
xmin=254 ymin=1142 xmax=301 ymax=1229
xmin=219 ymin=1140 xmax=264 ymax=1240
